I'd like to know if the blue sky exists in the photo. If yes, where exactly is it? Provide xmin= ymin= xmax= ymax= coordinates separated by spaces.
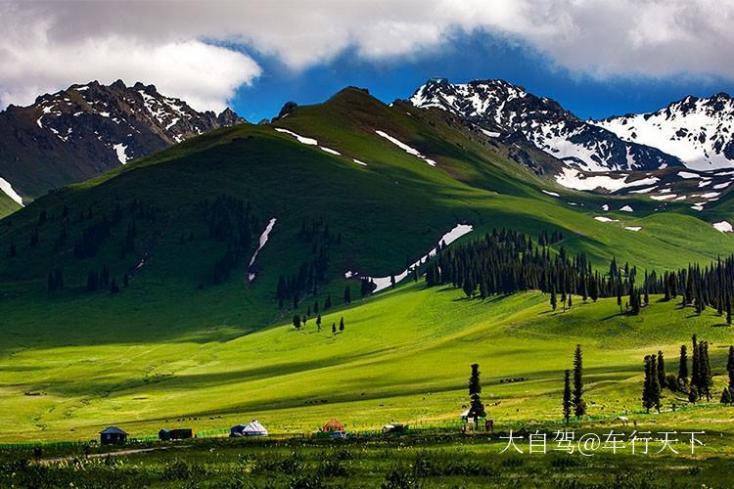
xmin=3 ymin=1 xmax=734 ymax=118
xmin=232 ymin=31 xmax=734 ymax=123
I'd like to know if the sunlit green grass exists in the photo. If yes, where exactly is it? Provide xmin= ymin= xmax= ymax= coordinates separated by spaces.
xmin=2 ymin=281 xmax=733 ymax=443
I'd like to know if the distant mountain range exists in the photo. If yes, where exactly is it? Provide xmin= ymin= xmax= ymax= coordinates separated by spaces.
xmin=0 ymin=80 xmax=243 ymax=203
xmin=594 ymin=93 xmax=734 ymax=171
xmin=1 ymin=77 xmax=733 ymax=209
xmin=409 ymin=78 xmax=734 ymax=175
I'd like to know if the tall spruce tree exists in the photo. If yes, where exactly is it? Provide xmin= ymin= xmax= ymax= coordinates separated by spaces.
xmin=573 ymin=345 xmax=586 ymax=418
xmin=727 ymin=346 xmax=734 ymax=393
xmin=563 ymin=369 xmax=572 ymax=424
xmin=678 ymin=345 xmax=689 ymax=388
xmin=468 ymin=364 xmax=486 ymax=429
xmin=691 ymin=335 xmax=700 ymax=397
xmin=657 ymin=351 xmax=666 ymax=388
xmin=643 ymin=356 xmax=652 ymax=413
xmin=650 ymin=355 xmax=661 ymax=412
xmin=700 ymin=341 xmax=713 ymax=401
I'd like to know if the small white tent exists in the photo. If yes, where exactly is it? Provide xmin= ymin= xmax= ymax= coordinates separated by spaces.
xmin=242 ymin=419 xmax=268 ymax=436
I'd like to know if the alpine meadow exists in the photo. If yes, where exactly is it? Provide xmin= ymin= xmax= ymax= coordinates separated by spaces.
xmin=3 ymin=2 xmax=734 ymax=487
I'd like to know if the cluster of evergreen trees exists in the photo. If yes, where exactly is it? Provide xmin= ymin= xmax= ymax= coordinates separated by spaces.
xmin=203 ymin=196 xmax=260 ymax=284
xmin=292 ymin=313 xmax=345 ymax=334
xmin=73 ymin=218 xmax=112 ymax=259
xmin=675 ymin=335 xmax=714 ymax=402
xmin=642 ymin=354 xmax=663 ymax=413
xmin=562 ymin=345 xmax=586 ymax=423
xmin=424 ymin=228 xmax=734 ymax=319
xmin=641 ymin=336 xmax=733 ymax=411
xmin=85 ymin=265 xmax=126 ymax=293
xmin=276 ymin=218 xmax=338 ymax=308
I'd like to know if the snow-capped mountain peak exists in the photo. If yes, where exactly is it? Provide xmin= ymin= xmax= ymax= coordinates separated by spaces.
xmin=593 ymin=92 xmax=734 ymax=171
xmin=0 ymin=80 xmax=244 ymax=198
xmin=409 ymin=78 xmax=681 ymax=173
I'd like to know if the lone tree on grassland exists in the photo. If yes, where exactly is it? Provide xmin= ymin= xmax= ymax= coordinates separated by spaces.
xmin=468 ymin=363 xmax=486 ymax=429
xmin=573 ymin=345 xmax=586 ymax=418
xmin=563 ymin=369 xmax=572 ymax=424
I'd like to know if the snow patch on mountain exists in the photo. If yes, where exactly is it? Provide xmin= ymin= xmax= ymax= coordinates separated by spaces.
xmin=713 ymin=221 xmax=733 ymax=233
xmin=320 ymin=147 xmax=341 ymax=156
xmin=274 ymin=128 xmax=318 ymax=145
xmin=248 ymin=218 xmax=277 ymax=282
xmin=345 ymin=223 xmax=473 ymax=292
xmin=375 ymin=130 xmax=436 ymax=166
xmin=0 ymin=177 xmax=23 ymax=206
xmin=555 ymin=168 xmax=658 ymax=192
xmin=113 ymin=143 xmax=129 ymax=164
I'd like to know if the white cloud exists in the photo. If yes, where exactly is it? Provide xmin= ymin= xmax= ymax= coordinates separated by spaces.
xmin=1 ymin=0 xmax=733 ymax=110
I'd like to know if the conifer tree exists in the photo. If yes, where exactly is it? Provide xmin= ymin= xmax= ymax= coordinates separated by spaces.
xmin=727 ymin=346 xmax=734 ymax=393
xmin=573 ymin=345 xmax=586 ymax=418
xmin=563 ymin=369 xmax=572 ymax=424
xmin=339 ymin=317 xmax=345 ymax=332
xmin=691 ymin=335 xmax=700 ymax=396
xmin=550 ymin=287 xmax=557 ymax=311
xmin=468 ymin=364 xmax=486 ymax=429
xmin=343 ymin=286 xmax=351 ymax=304
xmin=700 ymin=341 xmax=713 ymax=401
xmin=332 ymin=323 xmax=336 ymax=334
xmin=292 ymin=315 xmax=301 ymax=329
xmin=316 ymin=315 xmax=322 ymax=332
xmin=649 ymin=355 xmax=661 ymax=412
xmin=657 ymin=351 xmax=666 ymax=388
xmin=678 ymin=345 xmax=689 ymax=388
xmin=721 ymin=387 xmax=732 ymax=405
xmin=643 ymin=355 xmax=652 ymax=413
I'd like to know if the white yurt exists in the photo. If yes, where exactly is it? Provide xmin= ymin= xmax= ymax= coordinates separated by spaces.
xmin=242 ymin=419 xmax=268 ymax=436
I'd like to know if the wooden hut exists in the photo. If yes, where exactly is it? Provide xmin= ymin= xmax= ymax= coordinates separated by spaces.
xmin=100 ymin=426 xmax=128 ymax=445
xmin=159 ymin=428 xmax=193 ymax=441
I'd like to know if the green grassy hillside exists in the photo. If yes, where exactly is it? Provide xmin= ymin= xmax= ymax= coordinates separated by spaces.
xmin=1 ymin=88 xmax=734 ymax=442
xmin=1 ymin=281 xmax=733 ymax=442
xmin=0 ymin=88 xmax=732 ymax=341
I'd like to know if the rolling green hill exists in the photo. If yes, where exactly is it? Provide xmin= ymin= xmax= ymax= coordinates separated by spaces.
xmin=2 ymin=283 xmax=733 ymax=442
xmin=1 ymin=87 xmax=734 ymax=442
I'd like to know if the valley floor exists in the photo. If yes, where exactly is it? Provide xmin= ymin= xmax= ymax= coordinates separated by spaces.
xmin=2 ymin=433 xmax=734 ymax=488
xmin=1 ymin=284 xmax=734 ymax=445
